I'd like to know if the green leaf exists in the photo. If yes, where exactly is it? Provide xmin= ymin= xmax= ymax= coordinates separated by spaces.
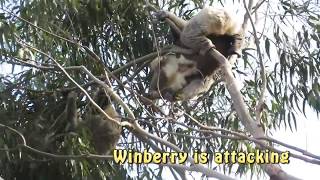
xmin=265 ymin=38 xmax=270 ymax=59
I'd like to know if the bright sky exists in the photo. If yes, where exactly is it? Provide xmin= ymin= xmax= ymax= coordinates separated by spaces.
xmin=271 ymin=108 xmax=320 ymax=180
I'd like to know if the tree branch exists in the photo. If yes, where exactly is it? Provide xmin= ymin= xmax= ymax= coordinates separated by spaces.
xmin=164 ymin=112 xmax=320 ymax=165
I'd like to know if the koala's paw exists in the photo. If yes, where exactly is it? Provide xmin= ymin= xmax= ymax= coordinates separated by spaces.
xmin=163 ymin=91 xmax=175 ymax=102
xmin=154 ymin=10 xmax=169 ymax=21
xmin=173 ymin=91 xmax=185 ymax=101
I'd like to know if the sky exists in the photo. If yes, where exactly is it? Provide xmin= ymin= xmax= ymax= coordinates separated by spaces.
xmin=271 ymin=108 xmax=320 ymax=180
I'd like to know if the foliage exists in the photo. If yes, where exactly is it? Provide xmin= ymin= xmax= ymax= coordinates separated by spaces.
xmin=0 ymin=0 xmax=319 ymax=179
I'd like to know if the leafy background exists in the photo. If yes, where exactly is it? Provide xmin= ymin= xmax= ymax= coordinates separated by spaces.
xmin=0 ymin=0 xmax=319 ymax=179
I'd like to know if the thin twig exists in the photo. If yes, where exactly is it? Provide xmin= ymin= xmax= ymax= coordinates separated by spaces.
xmin=0 ymin=124 xmax=26 ymax=145
xmin=259 ymin=137 xmax=320 ymax=161
xmin=243 ymin=0 xmax=267 ymax=123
